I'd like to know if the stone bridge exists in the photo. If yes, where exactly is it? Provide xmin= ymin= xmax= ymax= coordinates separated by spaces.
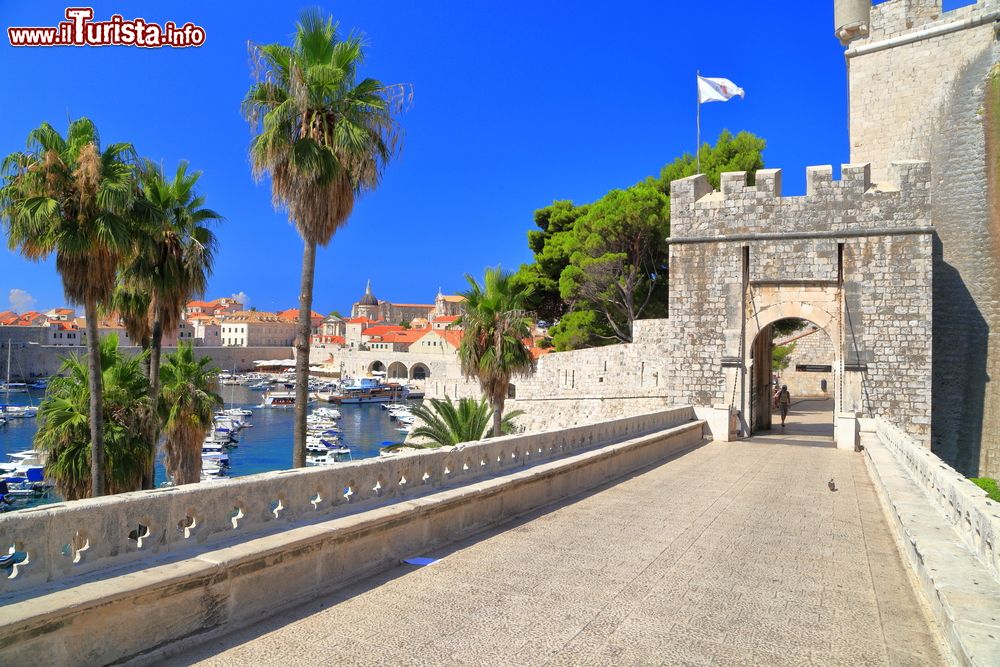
xmin=2 ymin=405 xmax=999 ymax=665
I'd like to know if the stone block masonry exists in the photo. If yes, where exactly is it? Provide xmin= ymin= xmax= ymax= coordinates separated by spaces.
xmin=507 ymin=162 xmax=934 ymax=446
xmin=841 ymin=0 xmax=1000 ymax=476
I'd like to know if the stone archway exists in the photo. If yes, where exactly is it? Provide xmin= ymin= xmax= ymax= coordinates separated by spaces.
xmin=745 ymin=316 xmax=837 ymax=438
xmin=368 ymin=360 xmax=386 ymax=374
xmin=409 ymin=363 xmax=430 ymax=380
xmin=740 ymin=285 xmax=849 ymax=444
xmin=387 ymin=361 xmax=408 ymax=379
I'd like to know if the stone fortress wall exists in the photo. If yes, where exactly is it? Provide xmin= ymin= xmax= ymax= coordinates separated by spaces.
xmin=841 ymin=0 xmax=1000 ymax=474
xmin=500 ymin=162 xmax=934 ymax=445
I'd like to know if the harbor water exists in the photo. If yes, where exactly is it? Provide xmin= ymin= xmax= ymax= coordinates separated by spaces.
xmin=1 ymin=385 xmax=416 ymax=507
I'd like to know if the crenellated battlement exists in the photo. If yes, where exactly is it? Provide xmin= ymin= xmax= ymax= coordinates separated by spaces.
xmin=669 ymin=161 xmax=931 ymax=239
xmin=838 ymin=0 xmax=999 ymax=48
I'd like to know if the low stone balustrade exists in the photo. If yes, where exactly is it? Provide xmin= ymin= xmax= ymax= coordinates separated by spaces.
xmin=875 ymin=417 xmax=1000 ymax=579
xmin=864 ymin=417 xmax=1000 ymax=665
xmin=0 ymin=406 xmax=695 ymax=597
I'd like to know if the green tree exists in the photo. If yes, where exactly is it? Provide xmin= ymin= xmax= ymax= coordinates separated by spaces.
xmin=558 ymin=184 xmax=669 ymax=343
xmin=650 ymin=129 xmax=766 ymax=193
xmin=513 ymin=130 xmax=765 ymax=351
xmin=125 ymin=160 xmax=220 ymax=487
xmin=549 ymin=309 xmax=613 ymax=351
xmin=513 ymin=200 xmax=589 ymax=323
xmin=1 ymin=118 xmax=136 ymax=496
xmin=33 ymin=334 xmax=153 ymax=500
xmin=402 ymin=396 xmax=523 ymax=448
xmin=457 ymin=267 xmax=535 ymax=437
xmin=773 ymin=342 xmax=796 ymax=372
xmin=158 ymin=342 xmax=223 ymax=485
xmin=244 ymin=10 xmax=405 ymax=468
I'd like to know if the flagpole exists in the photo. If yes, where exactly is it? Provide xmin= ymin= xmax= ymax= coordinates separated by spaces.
xmin=696 ymin=70 xmax=701 ymax=174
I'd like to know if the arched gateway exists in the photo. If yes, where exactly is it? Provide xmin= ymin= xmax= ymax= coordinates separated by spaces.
xmin=665 ymin=162 xmax=934 ymax=449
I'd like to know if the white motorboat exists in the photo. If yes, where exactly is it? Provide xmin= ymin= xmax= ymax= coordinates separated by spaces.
xmin=313 ymin=407 xmax=341 ymax=420
xmin=306 ymin=447 xmax=353 ymax=466
xmin=2 ymin=405 xmax=38 ymax=419
xmin=218 ymin=407 xmax=253 ymax=418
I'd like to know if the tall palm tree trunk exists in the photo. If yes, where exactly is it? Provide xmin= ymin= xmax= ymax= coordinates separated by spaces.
xmin=293 ymin=239 xmax=317 ymax=468
xmin=492 ymin=396 xmax=504 ymax=438
xmin=145 ymin=294 xmax=163 ymax=489
xmin=84 ymin=299 xmax=105 ymax=496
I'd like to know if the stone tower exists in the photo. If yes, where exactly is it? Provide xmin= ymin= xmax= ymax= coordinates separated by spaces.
xmin=836 ymin=0 xmax=1000 ymax=475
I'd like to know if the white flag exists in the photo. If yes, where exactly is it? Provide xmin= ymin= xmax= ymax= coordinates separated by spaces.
xmin=697 ymin=75 xmax=745 ymax=104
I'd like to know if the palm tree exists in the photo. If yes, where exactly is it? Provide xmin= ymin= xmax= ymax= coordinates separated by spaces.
xmin=457 ymin=267 xmax=536 ymax=437
xmin=243 ymin=10 xmax=405 ymax=468
xmin=34 ymin=334 xmax=153 ymax=500
xmin=1 ymin=118 xmax=136 ymax=496
xmin=124 ymin=160 xmax=220 ymax=487
xmin=403 ymin=396 xmax=523 ymax=448
xmin=158 ymin=342 xmax=222 ymax=485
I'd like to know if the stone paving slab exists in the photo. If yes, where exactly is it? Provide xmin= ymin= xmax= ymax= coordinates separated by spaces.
xmin=163 ymin=409 xmax=950 ymax=666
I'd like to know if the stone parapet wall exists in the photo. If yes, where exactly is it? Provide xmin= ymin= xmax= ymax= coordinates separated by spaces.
xmin=875 ymin=416 xmax=1000 ymax=579
xmin=858 ymin=0 xmax=998 ymax=55
xmin=0 ymin=407 xmax=696 ymax=598
xmin=864 ymin=415 xmax=1000 ymax=665
xmin=669 ymin=162 xmax=931 ymax=239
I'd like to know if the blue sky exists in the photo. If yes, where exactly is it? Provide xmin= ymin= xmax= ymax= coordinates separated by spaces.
xmin=0 ymin=1 xmax=850 ymax=315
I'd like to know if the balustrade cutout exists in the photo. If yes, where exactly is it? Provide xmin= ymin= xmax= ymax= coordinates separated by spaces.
xmin=310 ymin=492 xmax=323 ymax=509
xmin=2 ymin=542 xmax=29 ymax=579
xmin=230 ymin=506 xmax=245 ymax=529
xmin=178 ymin=514 xmax=198 ymax=539
xmin=269 ymin=499 xmax=285 ymax=518
xmin=422 ymin=471 xmax=430 ymax=483
xmin=398 ymin=475 xmax=407 ymax=486
xmin=61 ymin=530 xmax=90 ymax=564
xmin=127 ymin=523 xmax=151 ymax=549
xmin=344 ymin=483 xmax=355 ymax=502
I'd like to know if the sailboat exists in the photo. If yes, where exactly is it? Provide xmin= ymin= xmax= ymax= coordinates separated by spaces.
xmin=2 ymin=341 xmax=37 ymax=419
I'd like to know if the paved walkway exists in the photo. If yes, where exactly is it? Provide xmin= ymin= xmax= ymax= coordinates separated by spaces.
xmin=166 ymin=403 xmax=949 ymax=666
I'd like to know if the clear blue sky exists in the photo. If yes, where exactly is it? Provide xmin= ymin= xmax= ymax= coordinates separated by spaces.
xmin=0 ymin=1 xmax=849 ymax=315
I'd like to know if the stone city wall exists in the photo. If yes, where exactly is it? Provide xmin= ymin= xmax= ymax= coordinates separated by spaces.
xmin=501 ymin=162 xmax=933 ymax=444
xmin=843 ymin=0 xmax=1000 ymax=474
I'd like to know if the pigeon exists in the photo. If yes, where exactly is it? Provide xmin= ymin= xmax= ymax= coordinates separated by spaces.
xmin=828 ymin=479 xmax=837 ymax=492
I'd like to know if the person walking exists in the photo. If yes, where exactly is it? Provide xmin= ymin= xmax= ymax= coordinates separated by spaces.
xmin=776 ymin=384 xmax=791 ymax=428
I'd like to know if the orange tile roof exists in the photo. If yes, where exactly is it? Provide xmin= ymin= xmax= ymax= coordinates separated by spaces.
xmin=362 ymin=325 xmax=405 ymax=337
xmin=221 ymin=310 xmax=287 ymax=323
xmin=50 ymin=308 xmax=73 ymax=314
xmin=186 ymin=300 xmax=212 ymax=308
xmin=380 ymin=329 xmax=430 ymax=344
xmin=346 ymin=317 xmax=379 ymax=325
xmin=433 ymin=315 xmax=461 ymax=323
xmin=440 ymin=295 xmax=466 ymax=303
xmin=277 ymin=308 xmax=324 ymax=322
xmin=437 ymin=329 xmax=464 ymax=349
xmin=391 ymin=303 xmax=435 ymax=309
xmin=528 ymin=347 xmax=551 ymax=360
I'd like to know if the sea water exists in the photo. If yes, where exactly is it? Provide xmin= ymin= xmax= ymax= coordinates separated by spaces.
xmin=0 ymin=386 xmax=414 ymax=507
